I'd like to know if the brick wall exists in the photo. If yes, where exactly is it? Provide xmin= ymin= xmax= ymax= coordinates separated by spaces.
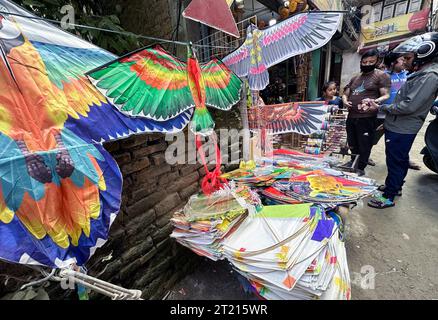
xmin=85 ymin=133 xmax=210 ymax=299
xmin=0 ymin=132 xmax=215 ymax=299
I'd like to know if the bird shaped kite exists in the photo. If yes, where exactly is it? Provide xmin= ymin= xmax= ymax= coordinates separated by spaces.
xmin=223 ymin=12 xmax=342 ymax=91
xmin=87 ymin=45 xmax=243 ymax=195
xmin=87 ymin=44 xmax=243 ymax=136
xmin=248 ymin=102 xmax=328 ymax=135
xmin=0 ymin=0 xmax=193 ymax=268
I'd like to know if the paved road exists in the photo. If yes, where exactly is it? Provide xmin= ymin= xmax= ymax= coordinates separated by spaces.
xmin=168 ymin=115 xmax=438 ymax=300
xmin=347 ymin=115 xmax=438 ymax=299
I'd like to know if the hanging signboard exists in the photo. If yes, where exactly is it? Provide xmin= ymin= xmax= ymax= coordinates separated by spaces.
xmin=361 ymin=7 xmax=430 ymax=44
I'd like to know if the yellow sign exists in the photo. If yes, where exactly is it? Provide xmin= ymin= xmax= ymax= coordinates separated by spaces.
xmin=361 ymin=8 xmax=430 ymax=44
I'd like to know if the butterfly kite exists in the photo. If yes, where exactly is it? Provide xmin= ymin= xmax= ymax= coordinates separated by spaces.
xmin=0 ymin=0 xmax=211 ymax=268
xmin=223 ymin=12 xmax=342 ymax=91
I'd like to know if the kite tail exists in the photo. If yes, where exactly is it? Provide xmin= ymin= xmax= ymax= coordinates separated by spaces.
xmin=190 ymin=107 xmax=215 ymax=136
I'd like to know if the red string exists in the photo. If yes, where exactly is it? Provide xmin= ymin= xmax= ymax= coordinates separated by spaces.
xmin=195 ymin=133 xmax=226 ymax=195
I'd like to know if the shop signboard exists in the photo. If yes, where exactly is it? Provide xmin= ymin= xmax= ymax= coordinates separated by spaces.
xmin=361 ymin=7 xmax=430 ymax=44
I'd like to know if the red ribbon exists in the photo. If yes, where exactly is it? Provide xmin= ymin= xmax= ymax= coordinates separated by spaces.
xmin=195 ymin=133 xmax=226 ymax=195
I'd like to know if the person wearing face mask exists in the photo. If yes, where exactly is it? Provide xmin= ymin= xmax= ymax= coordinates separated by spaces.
xmin=341 ymin=49 xmax=391 ymax=176
xmin=365 ymin=32 xmax=438 ymax=209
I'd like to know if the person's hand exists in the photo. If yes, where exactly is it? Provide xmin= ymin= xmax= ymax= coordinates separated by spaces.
xmin=360 ymin=98 xmax=379 ymax=112
xmin=368 ymin=99 xmax=380 ymax=110
xmin=343 ymin=99 xmax=353 ymax=109
xmin=376 ymin=124 xmax=384 ymax=131
xmin=361 ymin=103 xmax=371 ymax=112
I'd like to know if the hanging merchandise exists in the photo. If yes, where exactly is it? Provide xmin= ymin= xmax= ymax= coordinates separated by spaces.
xmin=248 ymin=101 xmax=329 ymax=135
xmin=0 ymin=0 xmax=195 ymax=269
xmin=182 ymin=0 xmax=240 ymax=38
xmin=222 ymin=12 xmax=342 ymax=90
xmin=88 ymin=44 xmax=243 ymax=194
xmin=88 ymin=45 xmax=242 ymax=137
xmin=289 ymin=0 xmax=309 ymax=14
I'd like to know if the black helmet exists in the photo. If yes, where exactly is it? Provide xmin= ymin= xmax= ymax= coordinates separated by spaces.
xmin=393 ymin=32 xmax=438 ymax=66
xmin=383 ymin=51 xmax=403 ymax=68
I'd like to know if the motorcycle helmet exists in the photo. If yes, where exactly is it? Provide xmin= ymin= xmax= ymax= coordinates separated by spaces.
xmin=383 ymin=51 xmax=403 ymax=69
xmin=393 ymin=32 xmax=438 ymax=67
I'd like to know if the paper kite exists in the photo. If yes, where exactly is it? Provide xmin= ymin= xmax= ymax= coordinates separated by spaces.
xmin=182 ymin=0 xmax=240 ymax=38
xmin=87 ymin=45 xmax=243 ymax=136
xmin=223 ymin=12 xmax=342 ymax=90
xmin=248 ymin=102 xmax=329 ymax=135
xmin=0 ymin=0 xmax=193 ymax=268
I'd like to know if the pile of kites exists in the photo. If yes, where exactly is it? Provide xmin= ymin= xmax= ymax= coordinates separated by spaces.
xmin=223 ymin=204 xmax=350 ymax=300
xmin=170 ymin=185 xmax=260 ymax=261
xmin=171 ymin=148 xmax=377 ymax=300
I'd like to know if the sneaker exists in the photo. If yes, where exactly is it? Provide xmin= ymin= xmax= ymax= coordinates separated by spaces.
xmin=367 ymin=195 xmax=395 ymax=209
xmin=377 ymin=185 xmax=402 ymax=196
xmin=356 ymin=169 xmax=365 ymax=176
xmin=368 ymin=159 xmax=376 ymax=166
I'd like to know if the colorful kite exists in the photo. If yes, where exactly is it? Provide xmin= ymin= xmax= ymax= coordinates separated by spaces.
xmin=248 ymin=102 xmax=329 ymax=135
xmin=87 ymin=45 xmax=242 ymax=136
xmin=0 ymin=0 xmax=192 ymax=268
xmin=87 ymin=45 xmax=242 ymax=194
xmin=182 ymin=0 xmax=240 ymax=38
xmin=223 ymin=12 xmax=342 ymax=90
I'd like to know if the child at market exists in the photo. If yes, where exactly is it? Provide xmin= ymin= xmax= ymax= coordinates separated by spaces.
xmin=318 ymin=81 xmax=343 ymax=115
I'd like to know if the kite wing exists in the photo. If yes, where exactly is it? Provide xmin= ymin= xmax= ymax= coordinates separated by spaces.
xmin=223 ymin=13 xmax=342 ymax=90
xmin=0 ymin=0 xmax=192 ymax=268
xmin=265 ymin=102 xmax=328 ymax=135
xmin=182 ymin=0 xmax=239 ymax=38
xmin=221 ymin=38 xmax=251 ymax=79
xmin=261 ymin=12 xmax=342 ymax=69
xmin=87 ymin=46 xmax=195 ymax=121
xmin=201 ymin=58 xmax=243 ymax=111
